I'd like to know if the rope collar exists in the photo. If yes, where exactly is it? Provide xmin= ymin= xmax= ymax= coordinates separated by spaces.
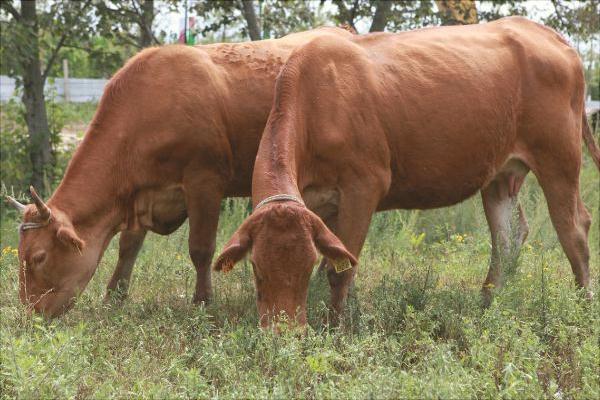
xmin=254 ymin=194 xmax=304 ymax=212
xmin=20 ymin=211 xmax=52 ymax=232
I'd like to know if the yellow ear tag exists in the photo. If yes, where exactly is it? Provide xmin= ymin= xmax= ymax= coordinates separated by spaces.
xmin=331 ymin=258 xmax=352 ymax=274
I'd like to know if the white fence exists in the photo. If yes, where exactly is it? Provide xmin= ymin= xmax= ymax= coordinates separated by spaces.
xmin=1 ymin=74 xmax=599 ymax=115
xmin=0 ymin=75 xmax=108 ymax=103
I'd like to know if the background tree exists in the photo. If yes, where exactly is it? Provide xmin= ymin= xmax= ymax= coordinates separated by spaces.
xmin=544 ymin=0 xmax=599 ymax=43
xmin=95 ymin=0 xmax=162 ymax=49
xmin=0 ymin=0 xmax=94 ymax=193
xmin=54 ymin=1 xmax=172 ymax=79
xmin=193 ymin=0 xmax=330 ymax=42
xmin=332 ymin=0 xmax=396 ymax=32
xmin=331 ymin=0 xmax=486 ymax=33
xmin=241 ymin=0 xmax=262 ymax=40
xmin=44 ymin=36 xmax=136 ymax=79
xmin=476 ymin=0 xmax=526 ymax=22
xmin=370 ymin=0 xmax=393 ymax=32
xmin=435 ymin=0 xmax=478 ymax=25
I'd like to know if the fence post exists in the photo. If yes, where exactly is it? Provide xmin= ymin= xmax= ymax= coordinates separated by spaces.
xmin=63 ymin=59 xmax=70 ymax=102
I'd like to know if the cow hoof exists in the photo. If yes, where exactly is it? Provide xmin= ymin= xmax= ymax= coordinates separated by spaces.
xmin=192 ymin=294 xmax=211 ymax=306
xmin=481 ymin=287 xmax=494 ymax=309
xmin=103 ymin=290 xmax=128 ymax=305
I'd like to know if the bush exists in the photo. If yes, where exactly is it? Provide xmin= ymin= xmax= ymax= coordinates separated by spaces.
xmin=0 ymin=99 xmax=30 ymax=190
xmin=0 ymin=91 xmax=77 ymax=194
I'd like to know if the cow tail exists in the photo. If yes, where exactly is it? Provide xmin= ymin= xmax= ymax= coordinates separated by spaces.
xmin=582 ymin=112 xmax=600 ymax=171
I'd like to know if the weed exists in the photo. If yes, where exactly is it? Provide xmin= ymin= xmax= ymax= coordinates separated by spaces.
xmin=0 ymin=126 xmax=598 ymax=399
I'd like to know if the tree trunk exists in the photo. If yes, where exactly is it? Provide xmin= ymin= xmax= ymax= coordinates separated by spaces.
xmin=20 ymin=0 xmax=52 ymax=194
xmin=370 ymin=0 xmax=392 ymax=32
xmin=333 ymin=0 xmax=358 ymax=32
xmin=241 ymin=0 xmax=261 ymax=41
xmin=138 ymin=0 xmax=155 ymax=48
xmin=435 ymin=0 xmax=478 ymax=25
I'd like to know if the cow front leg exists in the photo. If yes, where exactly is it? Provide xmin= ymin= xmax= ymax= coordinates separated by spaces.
xmin=184 ymin=176 xmax=224 ymax=305
xmin=105 ymin=230 xmax=147 ymax=302
xmin=325 ymin=188 xmax=381 ymax=324
xmin=317 ymin=216 xmax=338 ymax=274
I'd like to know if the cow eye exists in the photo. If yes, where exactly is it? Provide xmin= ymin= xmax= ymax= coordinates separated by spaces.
xmin=32 ymin=251 xmax=47 ymax=265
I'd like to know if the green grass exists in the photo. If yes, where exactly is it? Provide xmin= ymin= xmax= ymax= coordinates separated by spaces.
xmin=54 ymin=102 xmax=99 ymax=127
xmin=1 ymin=155 xmax=598 ymax=399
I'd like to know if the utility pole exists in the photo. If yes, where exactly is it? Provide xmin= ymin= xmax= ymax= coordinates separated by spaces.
xmin=183 ymin=0 xmax=188 ymax=44
xmin=63 ymin=59 xmax=70 ymax=102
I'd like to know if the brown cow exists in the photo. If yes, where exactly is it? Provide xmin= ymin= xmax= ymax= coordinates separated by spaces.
xmin=214 ymin=17 xmax=600 ymax=327
xmin=6 ymin=27 xmax=354 ymax=318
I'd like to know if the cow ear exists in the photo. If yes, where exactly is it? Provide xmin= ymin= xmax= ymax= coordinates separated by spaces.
xmin=311 ymin=216 xmax=358 ymax=269
xmin=56 ymin=226 xmax=85 ymax=253
xmin=214 ymin=225 xmax=252 ymax=273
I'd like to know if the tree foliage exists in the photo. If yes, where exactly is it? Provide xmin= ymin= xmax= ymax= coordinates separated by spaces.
xmin=95 ymin=0 xmax=173 ymax=49
xmin=435 ymin=0 xmax=478 ymax=25
xmin=0 ymin=1 xmax=96 ymax=81
xmin=193 ymin=0 xmax=330 ymax=41
xmin=544 ymin=0 xmax=599 ymax=42
xmin=0 ymin=0 xmax=95 ymax=192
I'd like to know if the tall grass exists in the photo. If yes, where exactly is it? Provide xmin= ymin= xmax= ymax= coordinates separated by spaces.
xmin=0 ymin=155 xmax=598 ymax=398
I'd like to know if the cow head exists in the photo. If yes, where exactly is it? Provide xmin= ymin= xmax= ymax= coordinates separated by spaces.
xmin=214 ymin=202 xmax=357 ymax=327
xmin=7 ymin=187 xmax=96 ymax=318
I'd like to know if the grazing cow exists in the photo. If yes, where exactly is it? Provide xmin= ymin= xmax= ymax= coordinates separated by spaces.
xmin=6 ymin=27 xmax=354 ymax=318
xmin=214 ymin=17 xmax=600 ymax=327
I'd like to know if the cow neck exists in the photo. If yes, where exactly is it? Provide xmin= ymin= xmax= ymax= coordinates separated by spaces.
xmin=48 ymin=126 xmax=123 ymax=240
xmin=251 ymin=113 xmax=305 ymax=207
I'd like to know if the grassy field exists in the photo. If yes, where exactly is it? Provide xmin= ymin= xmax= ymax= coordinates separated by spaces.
xmin=1 ymin=149 xmax=599 ymax=398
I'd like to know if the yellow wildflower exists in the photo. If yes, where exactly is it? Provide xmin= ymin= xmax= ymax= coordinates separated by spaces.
xmin=451 ymin=234 xmax=464 ymax=243
xmin=410 ymin=232 xmax=426 ymax=248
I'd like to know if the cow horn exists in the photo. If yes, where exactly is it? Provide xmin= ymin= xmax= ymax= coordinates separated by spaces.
xmin=29 ymin=186 xmax=51 ymax=220
xmin=6 ymin=196 xmax=26 ymax=213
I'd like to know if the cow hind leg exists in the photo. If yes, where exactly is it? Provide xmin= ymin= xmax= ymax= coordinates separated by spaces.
xmin=527 ymin=112 xmax=593 ymax=298
xmin=105 ymin=230 xmax=147 ymax=302
xmin=481 ymin=164 xmax=530 ymax=306
xmin=536 ymin=171 xmax=592 ymax=297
